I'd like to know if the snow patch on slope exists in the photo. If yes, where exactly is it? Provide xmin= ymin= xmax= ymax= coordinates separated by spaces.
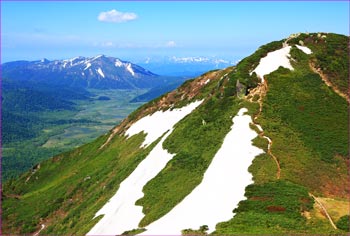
xmin=139 ymin=108 xmax=264 ymax=235
xmin=87 ymin=132 xmax=174 ymax=236
xmin=87 ymin=101 xmax=203 ymax=235
xmin=84 ymin=63 xmax=91 ymax=70
xmin=251 ymin=46 xmax=293 ymax=83
xmin=62 ymin=56 xmax=85 ymax=67
xmin=91 ymin=55 xmax=103 ymax=61
xmin=126 ymin=63 xmax=135 ymax=76
xmin=126 ymin=100 xmax=203 ymax=147
xmin=115 ymin=59 xmax=123 ymax=67
xmin=296 ymin=45 xmax=312 ymax=54
xmin=97 ymin=68 xmax=105 ymax=78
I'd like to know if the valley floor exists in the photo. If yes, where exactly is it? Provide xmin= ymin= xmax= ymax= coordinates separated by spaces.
xmin=2 ymin=89 xmax=147 ymax=180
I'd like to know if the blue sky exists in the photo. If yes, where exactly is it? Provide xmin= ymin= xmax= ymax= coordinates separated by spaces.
xmin=1 ymin=1 xmax=349 ymax=62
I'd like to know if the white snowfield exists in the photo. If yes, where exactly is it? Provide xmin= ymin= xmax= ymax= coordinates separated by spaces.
xmin=91 ymin=54 xmax=103 ymax=61
xmin=252 ymin=46 xmax=293 ymax=82
xmin=87 ymin=132 xmax=174 ymax=236
xmin=296 ymin=45 xmax=312 ymax=54
xmin=139 ymin=108 xmax=264 ymax=235
xmin=115 ymin=60 xmax=137 ymax=76
xmin=87 ymin=101 xmax=203 ymax=235
xmin=125 ymin=100 xmax=203 ymax=147
xmin=115 ymin=59 xmax=123 ymax=67
xmin=97 ymin=68 xmax=105 ymax=78
xmin=251 ymin=45 xmax=312 ymax=82
xmin=83 ymin=62 xmax=91 ymax=70
xmin=126 ymin=63 xmax=135 ymax=76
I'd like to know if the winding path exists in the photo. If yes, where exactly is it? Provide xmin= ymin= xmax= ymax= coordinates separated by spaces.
xmin=309 ymin=62 xmax=350 ymax=104
xmin=264 ymin=135 xmax=281 ymax=179
xmin=248 ymin=81 xmax=281 ymax=180
xmin=246 ymin=37 xmax=339 ymax=229
xmin=309 ymin=193 xmax=337 ymax=229
xmin=33 ymin=224 xmax=45 ymax=236
xmin=25 ymin=164 xmax=41 ymax=183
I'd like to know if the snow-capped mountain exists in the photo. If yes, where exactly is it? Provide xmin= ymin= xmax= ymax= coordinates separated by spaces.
xmin=138 ymin=56 xmax=238 ymax=77
xmin=168 ymin=56 xmax=231 ymax=64
xmin=2 ymin=55 xmax=161 ymax=89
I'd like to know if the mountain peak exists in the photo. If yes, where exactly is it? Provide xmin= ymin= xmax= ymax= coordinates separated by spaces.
xmin=3 ymin=55 xmax=159 ymax=89
xmin=90 ymin=54 xmax=106 ymax=61
xmin=40 ymin=58 xmax=50 ymax=63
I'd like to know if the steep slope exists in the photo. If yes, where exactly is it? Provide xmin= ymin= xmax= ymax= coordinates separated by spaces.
xmin=215 ymin=33 xmax=349 ymax=234
xmin=2 ymin=33 xmax=349 ymax=235
xmin=2 ymin=55 xmax=162 ymax=89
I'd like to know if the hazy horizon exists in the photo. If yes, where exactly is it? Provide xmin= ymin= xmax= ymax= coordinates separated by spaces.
xmin=2 ymin=1 xmax=349 ymax=63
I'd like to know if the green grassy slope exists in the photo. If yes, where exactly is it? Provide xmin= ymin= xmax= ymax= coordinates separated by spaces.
xmin=214 ymin=181 xmax=324 ymax=234
xmin=214 ymin=33 xmax=349 ymax=234
xmin=2 ymin=33 xmax=348 ymax=234
xmin=289 ymin=33 xmax=349 ymax=96
xmin=256 ymin=35 xmax=349 ymax=197
xmin=3 ymin=131 xmax=159 ymax=234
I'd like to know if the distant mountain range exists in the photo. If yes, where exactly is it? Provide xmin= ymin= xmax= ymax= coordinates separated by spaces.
xmin=2 ymin=55 xmax=164 ymax=89
xmin=137 ymin=56 xmax=238 ymax=77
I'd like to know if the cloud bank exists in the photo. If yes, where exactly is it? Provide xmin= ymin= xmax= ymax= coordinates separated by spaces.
xmin=98 ymin=9 xmax=138 ymax=23
xmin=165 ymin=41 xmax=176 ymax=48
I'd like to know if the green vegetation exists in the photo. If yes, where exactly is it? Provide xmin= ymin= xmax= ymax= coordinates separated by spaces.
xmin=2 ymin=84 xmax=146 ymax=180
xmin=289 ymin=33 xmax=349 ymax=95
xmin=214 ymin=181 xmax=333 ymax=234
xmin=122 ymin=228 xmax=146 ymax=235
xmin=130 ymin=78 xmax=187 ymax=102
xmin=3 ymin=130 xmax=160 ymax=234
xmin=255 ymin=43 xmax=348 ymax=196
xmin=214 ymin=33 xmax=348 ymax=234
xmin=336 ymin=215 xmax=350 ymax=232
xmin=182 ymin=225 xmax=209 ymax=235
xmin=43 ymin=89 xmax=146 ymax=149
xmin=2 ymin=78 xmax=88 ymax=144
xmin=249 ymin=153 xmax=278 ymax=184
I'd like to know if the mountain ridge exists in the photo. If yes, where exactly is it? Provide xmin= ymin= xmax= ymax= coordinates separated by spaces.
xmin=2 ymin=55 xmax=162 ymax=89
xmin=137 ymin=56 xmax=237 ymax=77
xmin=3 ymin=32 xmax=349 ymax=234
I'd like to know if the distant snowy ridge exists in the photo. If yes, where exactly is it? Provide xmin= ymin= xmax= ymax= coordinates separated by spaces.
xmin=58 ymin=55 xmax=147 ymax=78
xmin=2 ymin=54 xmax=160 ymax=89
xmin=137 ymin=56 xmax=239 ymax=77
xmin=168 ymin=56 xmax=235 ymax=65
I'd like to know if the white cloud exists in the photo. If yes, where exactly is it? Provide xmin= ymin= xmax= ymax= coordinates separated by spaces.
xmin=101 ymin=41 xmax=115 ymax=47
xmin=165 ymin=41 xmax=176 ymax=48
xmin=98 ymin=9 xmax=138 ymax=23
